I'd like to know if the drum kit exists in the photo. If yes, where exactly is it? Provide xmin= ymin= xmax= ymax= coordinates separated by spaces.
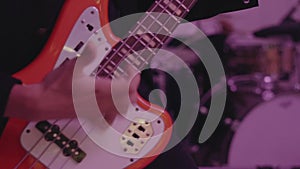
xmin=147 ymin=7 xmax=300 ymax=167
xmin=194 ymin=11 xmax=300 ymax=169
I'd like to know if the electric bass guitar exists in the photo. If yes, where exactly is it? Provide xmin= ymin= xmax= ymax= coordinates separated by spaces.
xmin=0 ymin=0 xmax=197 ymax=168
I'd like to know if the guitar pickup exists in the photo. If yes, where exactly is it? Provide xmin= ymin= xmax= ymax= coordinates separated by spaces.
xmin=35 ymin=121 xmax=86 ymax=163
xmin=120 ymin=119 xmax=153 ymax=154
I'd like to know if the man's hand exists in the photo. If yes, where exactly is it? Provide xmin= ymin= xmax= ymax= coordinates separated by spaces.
xmin=5 ymin=42 xmax=141 ymax=123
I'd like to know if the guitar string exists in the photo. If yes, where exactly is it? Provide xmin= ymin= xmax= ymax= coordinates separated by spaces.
xmin=136 ymin=0 xmax=196 ymax=70
xmin=93 ymin=0 xmax=189 ymax=79
xmin=56 ymin=0 xmax=196 ymax=168
xmin=24 ymin=0 xmax=195 ymax=167
xmin=13 ymin=0 xmax=195 ymax=168
xmin=29 ymin=119 xmax=90 ymax=169
xmin=134 ymin=0 xmax=197 ymax=70
xmin=55 ymin=0 xmax=173 ymax=167
xmin=13 ymin=119 xmax=63 ymax=169
xmin=27 ymin=119 xmax=90 ymax=169
xmin=56 ymin=0 xmax=195 ymax=168
xmin=15 ymin=1 xmax=168 ymax=168
xmin=29 ymin=119 xmax=81 ymax=169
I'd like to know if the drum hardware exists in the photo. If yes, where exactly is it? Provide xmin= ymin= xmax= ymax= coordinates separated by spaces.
xmin=293 ymin=45 xmax=300 ymax=90
xmin=254 ymin=22 xmax=300 ymax=42
xmin=223 ymin=117 xmax=240 ymax=132
xmin=227 ymin=74 xmax=277 ymax=101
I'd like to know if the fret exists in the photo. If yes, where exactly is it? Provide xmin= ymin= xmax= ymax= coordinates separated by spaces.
xmin=161 ymin=15 xmax=180 ymax=34
xmin=116 ymin=65 xmax=125 ymax=74
xmin=136 ymin=21 xmax=163 ymax=39
xmin=142 ymin=15 xmax=162 ymax=34
xmin=139 ymin=34 xmax=157 ymax=48
xmin=182 ymin=0 xmax=198 ymax=14
xmin=131 ymin=35 xmax=148 ymax=49
xmin=112 ymin=58 xmax=131 ymax=75
xmin=112 ymin=69 xmax=121 ymax=78
xmin=96 ymin=58 xmax=116 ymax=78
xmin=123 ymin=41 xmax=132 ymax=51
xmin=112 ymin=40 xmax=130 ymax=55
xmin=162 ymin=0 xmax=183 ymax=16
xmin=120 ymin=47 xmax=129 ymax=56
xmin=152 ymin=1 xmax=168 ymax=15
xmin=103 ymin=68 xmax=111 ymax=76
xmin=105 ymin=56 xmax=121 ymax=71
xmin=109 ymin=60 xmax=117 ymax=67
xmin=156 ymin=0 xmax=196 ymax=18
xmin=133 ymin=50 xmax=151 ymax=66
xmin=120 ymin=42 xmax=146 ymax=69
xmin=135 ymin=25 xmax=161 ymax=42
xmin=121 ymin=57 xmax=140 ymax=72
xmin=131 ymin=27 xmax=165 ymax=50
xmin=143 ymin=33 xmax=163 ymax=47
xmin=122 ymin=57 xmax=132 ymax=66
xmin=113 ymin=66 xmax=128 ymax=78
xmin=115 ymin=51 xmax=125 ymax=61
xmin=155 ymin=2 xmax=180 ymax=24
xmin=92 ymin=65 xmax=101 ymax=76
xmin=138 ymin=49 xmax=155 ymax=65
xmin=132 ymin=34 xmax=162 ymax=53
xmin=143 ymin=45 xmax=157 ymax=56
xmin=95 ymin=0 xmax=198 ymax=78
xmin=112 ymin=48 xmax=118 ymax=54
xmin=109 ymin=48 xmax=124 ymax=64
xmin=154 ymin=1 xmax=179 ymax=22
xmin=127 ymin=54 xmax=141 ymax=66
xmin=106 ymin=64 xmax=115 ymax=73
xmin=136 ymin=22 xmax=146 ymax=33
xmin=133 ymin=50 xmax=148 ymax=64
xmin=174 ymin=0 xmax=189 ymax=12
xmin=96 ymin=64 xmax=109 ymax=76
xmin=146 ymin=14 xmax=173 ymax=35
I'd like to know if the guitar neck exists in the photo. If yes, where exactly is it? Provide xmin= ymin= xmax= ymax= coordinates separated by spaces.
xmin=96 ymin=0 xmax=198 ymax=78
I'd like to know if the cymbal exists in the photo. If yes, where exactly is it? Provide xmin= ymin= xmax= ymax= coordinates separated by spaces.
xmin=254 ymin=22 xmax=300 ymax=41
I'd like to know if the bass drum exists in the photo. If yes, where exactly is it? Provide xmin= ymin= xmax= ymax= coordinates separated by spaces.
xmin=227 ymin=92 xmax=300 ymax=167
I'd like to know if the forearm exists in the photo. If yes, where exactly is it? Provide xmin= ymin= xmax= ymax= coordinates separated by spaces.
xmin=0 ymin=73 xmax=22 ymax=136
xmin=4 ymin=84 xmax=41 ymax=121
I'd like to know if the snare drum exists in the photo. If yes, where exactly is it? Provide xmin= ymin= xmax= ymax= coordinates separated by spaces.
xmin=226 ymin=35 xmax=294 ymax=80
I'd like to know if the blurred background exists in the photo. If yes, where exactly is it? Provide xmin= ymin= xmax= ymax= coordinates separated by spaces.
xmin=147 ymin=0 xmax=300 ymax=168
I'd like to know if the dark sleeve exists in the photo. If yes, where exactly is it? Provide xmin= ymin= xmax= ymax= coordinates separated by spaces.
xmin=0 ymin=0 xmax=64 ymax=137
xmin=0 ymin=0 xmax=65 ymax=74
xmin=186 ymin=0 xmax=259 ymax=20
xmin=0 ymin=73 xmax=22 ymax=137
xmin=112 ymin=0 xmax=259 ymax=21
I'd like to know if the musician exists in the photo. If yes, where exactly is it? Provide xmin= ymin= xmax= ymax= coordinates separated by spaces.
xmin=0 ymin=0 xmax=258 ymax=168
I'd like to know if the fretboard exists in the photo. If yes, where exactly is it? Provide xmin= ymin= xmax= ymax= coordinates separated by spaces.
xmin=96 ymin=0 xmax=198 ymax=78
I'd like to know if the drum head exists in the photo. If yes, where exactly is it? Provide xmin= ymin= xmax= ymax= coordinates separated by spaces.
xmin=228 ymin=93 xmax=300 ymax=167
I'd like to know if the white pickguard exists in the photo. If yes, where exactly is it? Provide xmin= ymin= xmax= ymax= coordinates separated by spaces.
xmin=20 ymin=7 xmax=165 ymax=169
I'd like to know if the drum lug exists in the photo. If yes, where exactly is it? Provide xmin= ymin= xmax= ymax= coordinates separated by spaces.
xmin=224 ymin=118 xmax=240 ymax=131
xmin=261 ymin=90 xmax=275 ymax=101
xmin=199 ymin=106 xmax=209 ymax=115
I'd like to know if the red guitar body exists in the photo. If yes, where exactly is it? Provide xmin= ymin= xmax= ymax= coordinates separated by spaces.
xmin=0 ymin=0 xmax=173 ymax=168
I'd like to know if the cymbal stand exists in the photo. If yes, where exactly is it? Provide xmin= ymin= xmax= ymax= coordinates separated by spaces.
xmin=294 ymin=44 xmax=300 ymax=90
